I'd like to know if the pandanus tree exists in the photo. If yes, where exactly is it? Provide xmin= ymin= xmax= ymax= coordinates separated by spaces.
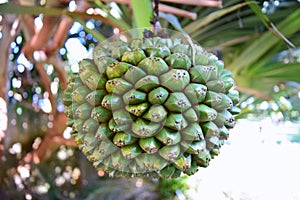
xmin=0 ymin=0 xmax=300 ymax=199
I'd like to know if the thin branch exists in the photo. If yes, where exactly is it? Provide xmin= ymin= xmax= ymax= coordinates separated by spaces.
xmin=160 ymin=0 xmax=222 ymax=7
xmin=236 ymin=86 xmax=272 ymax=101
xmin=91 ymin=0 xmax=198 ymax=19
xmin=159 ymin=3 xmax=197 ymax=19
xmin=213 ymin=35 xmax=251 ymax=49
xmin=97 ymin=0 xmax=222 ymax=7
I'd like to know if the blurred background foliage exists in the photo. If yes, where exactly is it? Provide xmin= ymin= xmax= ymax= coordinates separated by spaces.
xmin=0 ymin=0 xmax=300 ymax=199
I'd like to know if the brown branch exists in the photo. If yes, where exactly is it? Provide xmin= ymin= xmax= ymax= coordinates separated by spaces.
xmin=236 ymin=86 xmax=272 ymax=101
xmin=214 ymin=35 xmax=251 ymax=49
xmin=90 ymin=0 xmax=198 ymax=19
xmin=97 ymin=0 xmax=222 ymax=7
xmin=159 ymin=3 xmax=197 ymax=19
xmin=160 ymin=0 xmax=222 ymax=7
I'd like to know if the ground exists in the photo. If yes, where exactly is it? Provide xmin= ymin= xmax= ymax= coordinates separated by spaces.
xmin=186 ymin=119 xmax=300 ymax=200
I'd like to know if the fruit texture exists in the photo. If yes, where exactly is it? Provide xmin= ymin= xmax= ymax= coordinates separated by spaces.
xmin=63 ymin=35 xmax=240 ymax=178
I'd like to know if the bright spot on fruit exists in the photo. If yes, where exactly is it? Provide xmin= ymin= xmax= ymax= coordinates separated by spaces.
xmin=10 ymin=42 xmax=16 ymax=49
xmin=22 ymin=122 xmax=28 ymax=129
xmin=16 ymin=107 xmax=22 ymax=115
xmin=57 ymin=149 xmax=68 ymax=161
xmin=25 ymin=193 xmax=32 ymax=200
xmin=34 ymin=16 xmax=43 ymax=31
xmin=47 ymin=122 xmax=53 ymax=128
xmin=46 ymin=64 xmax=54 ymax=75
xmin=39 ymin=98 xmax=52 ymax=113
xmin=35 ymin=184 xmax=50 ymax=194
xmin=32 ymin=137 xmax=42 ymax=149
xmin=16 ymin=35 xmax=22 ymax=44
xmin=63 ymin=127 xmax=72 ymax=139
xmin=260 ymin=101 xmax=269 ymax=110
xmin=86 ymin=8 xmax=94 ymax=15
xmin=69 ymin=22 xmax=81 ymax=35
xmin=12 ymin=77 xmax=22 ymax=88
xmin=113 ymin=28 xmax=119 ymax=35
xmin=13 ymin=93 xmax=22 ymax=102
xmin=55 ymin=176 xmax=66 ymax=186
xmin=35 ymin=87 xmax=41 ymax=94
xmin=17 ymin=165 xmax=30 ymax=179
xmin=17 ymin=54 xmax=31 ymax=69
xmin=12 ymin=143 xmax=22 ymax=154
xmin=60 ymin=48 xmax=66 ymax=55
xmin=94 ymin=8 xmax=108 ymax=17
xmin=33 ymin=51 xmax=47 ymax=62
xmin=110 ymin=4 xmax=121 ymax=19
xmin=65 ymin=38 xmax=88 ymax=63
xmin=51 ymin=82 xmax=58 ymax=95
xmin=8 ymin=90 xmax=13 ymax=97
xmin=71 ymin=63 xmax=79 ymax=73
xmin=135 ymin=178 xmax=143 ymax=188
xmin=68 ymin=0 xmax=76 ymax=12
xmin=98 ymin=170 xmax=105 ymax=176
xmin=273 ymin=85 xmax=280 ymax=92
xmin=86 ymin=21 xmax=95 ymax=29
xmin=271 ymin=102 xmax=279 ymax=111
xmin=72 ymin=167 xmax=81 ymax=180
xmin=17 ymin=64 xmax=25 ymax=73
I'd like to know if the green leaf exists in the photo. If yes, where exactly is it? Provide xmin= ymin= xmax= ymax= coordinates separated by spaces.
xmin=227 ymin=8 xmax=300 ymax=74
xmin=130 ymin=0 xmax=153 ymax=32
xmin=184 ymin=2 xmax=254 ymax=35
xmin=245 ymin=0 xmax=295 ymax=48
xmin=159 ymin=13 xmax=186 ymax=34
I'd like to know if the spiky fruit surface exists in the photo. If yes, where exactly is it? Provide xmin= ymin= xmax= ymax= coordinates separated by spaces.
xmin=63 ymin=35 xmax=240 ymax=178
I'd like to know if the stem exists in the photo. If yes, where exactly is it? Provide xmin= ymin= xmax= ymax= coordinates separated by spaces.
xmin=130 ymin=0 xmax=154 ymax=35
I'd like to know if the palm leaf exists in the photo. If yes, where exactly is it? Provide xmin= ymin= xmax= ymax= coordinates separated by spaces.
xmin=227 ymin=8 xmax=300 ymax=74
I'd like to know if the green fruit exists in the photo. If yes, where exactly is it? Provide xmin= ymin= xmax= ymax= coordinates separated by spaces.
xmin=182 ymin=123 xmax=204 ymax=141
xmin=113 ymin=132 xmax=138 ymax=147
xmin=72 ymin=86 xmax=91 ymax=104
xmin=158 ymin=144 xmax=181 ymax=161
xmin=190 ymin=65 xmax=218 ymax=84
xmin=165 ymin=53 xmax=191 ymax=70
xmin=164 ymin=92 xmax=191 ymax=113
xmin=148 ymin=87 xmax=169 ymax=105
xmin=160 ymin=69 xmax=190 ymax=91
xmin=155 ymin=128 xmax=181 ymax=145
xmin=64 ymin=34 xmax=240 ymax=178
xmin=126 ymin=102 xmax=149 ymax=117
xmin=123 ymin=89 xmax=147 ymax=105
xmin=135 ymin=75 xmax=160 ymax=92
xmin=86 ymin=90 xmax=107 ymax=106
xmin=184 ymin=83 xmax=207 ymax=105
xmin=106 ymin=62 xmax=132 ymax=79
xmin=121 ymin=48 xmax=147 ymax=65
xmin=143 ymin=105 xmax=167 ymax=122
xmin=75 ymin=103 xmax=93 ymax=120
xmin=139 ymin=137 xmax=162 ymax=154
